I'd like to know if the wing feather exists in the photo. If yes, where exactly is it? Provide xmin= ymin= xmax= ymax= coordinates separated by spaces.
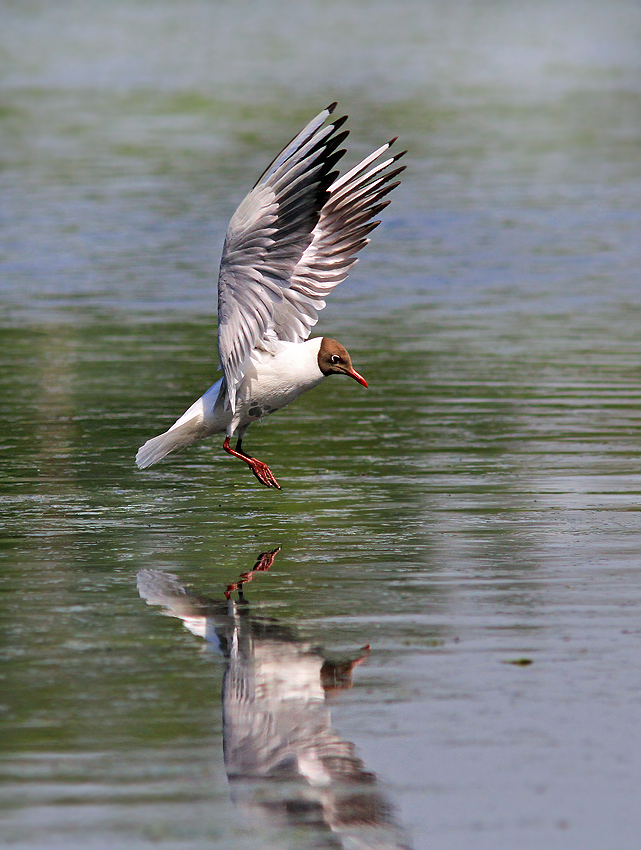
xmin=216 ymin=105 xmax=405 ymax=411
xmin=271 ymin=144 xmax=406 ymax=342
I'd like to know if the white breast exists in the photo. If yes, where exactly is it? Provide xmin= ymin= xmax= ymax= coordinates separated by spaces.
xmin=232 ymin=338 xmax=324 ymax=430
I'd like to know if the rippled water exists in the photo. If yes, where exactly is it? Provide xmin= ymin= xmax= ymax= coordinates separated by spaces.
xmin=3 ymin=1 xmax=641 ymax=848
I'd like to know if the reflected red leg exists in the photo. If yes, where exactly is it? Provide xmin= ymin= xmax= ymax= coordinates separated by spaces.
xmin=225 ymin=547 xmax=281 ymax=598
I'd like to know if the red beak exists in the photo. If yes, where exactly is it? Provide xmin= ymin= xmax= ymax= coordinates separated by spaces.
xmin=346 ymin=368 xmax=368 ymax=388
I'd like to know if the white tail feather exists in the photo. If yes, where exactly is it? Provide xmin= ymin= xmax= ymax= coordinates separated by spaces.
xmin=136 ymin=379 xmax=228 ymax=470
xmin=136 ymin=421 xmax=205 ymax=469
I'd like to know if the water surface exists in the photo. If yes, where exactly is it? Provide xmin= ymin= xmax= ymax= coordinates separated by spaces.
xmin=3 ymin=2 xmax=641 ymax=848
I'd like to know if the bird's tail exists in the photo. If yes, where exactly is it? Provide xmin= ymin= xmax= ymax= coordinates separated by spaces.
xmin=135 ymin=420 xmax=204 ymax=469
xmin=136 ymin=379 xmax=226 ymax=469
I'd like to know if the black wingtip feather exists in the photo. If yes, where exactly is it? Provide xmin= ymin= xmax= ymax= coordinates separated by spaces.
xmin=324 ymin=149 xmax=348 ymax=175
xmin=376 ymin=180 xmax=403 ymax=200
xmin=324 ymin=129 xmax=350 ymax=156
xmin=384 ymin=165 xmax=407 ymax=183
xmin=331 ymin=114 xmax=349 ymax=133
xmin=326 ymin=102 xmax=338 ymax=114
xmin=370 ymin=201 xmax=391 ymax=218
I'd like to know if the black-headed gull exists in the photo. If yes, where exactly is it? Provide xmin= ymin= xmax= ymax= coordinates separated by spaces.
xmin=136 ymin=103 xmax=404 ymax=489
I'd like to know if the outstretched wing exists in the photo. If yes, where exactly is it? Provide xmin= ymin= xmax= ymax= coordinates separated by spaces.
xmin=217 ymin=104 xmax=347 ymax=412
xmin=271 ymin=140 xmax=406 ymax=343
xmin=216 ymin=105 xmax=405 ymax=413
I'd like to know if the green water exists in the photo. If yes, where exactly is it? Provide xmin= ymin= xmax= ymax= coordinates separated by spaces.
xmin=3 ymin=1 xmax=641 ymax=848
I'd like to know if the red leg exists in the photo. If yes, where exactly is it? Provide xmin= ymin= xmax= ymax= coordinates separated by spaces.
xmin=223 ymin=436 xmax=282 ymax=490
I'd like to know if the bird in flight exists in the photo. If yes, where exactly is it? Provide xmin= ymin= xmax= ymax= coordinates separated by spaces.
xmin=136 ymin=103 xmax=405 ymax=489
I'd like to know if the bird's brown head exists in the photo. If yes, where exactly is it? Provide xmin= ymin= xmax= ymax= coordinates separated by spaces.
xmin=317 ymin=338 xmax=368 ymax=387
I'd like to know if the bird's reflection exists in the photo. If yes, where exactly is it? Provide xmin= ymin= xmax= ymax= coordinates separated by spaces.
xmin=137 ymin=549 xmax=412 ymax=850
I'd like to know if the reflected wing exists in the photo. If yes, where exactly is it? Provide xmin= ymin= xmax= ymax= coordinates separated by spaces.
xmin=216 ymin=105 xmax=405 ymax=412
xmin=217 ymin=104 xmax=347 ymax=411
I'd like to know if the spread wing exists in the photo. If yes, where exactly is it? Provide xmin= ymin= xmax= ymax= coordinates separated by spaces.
xmin=216 ymin=104 xmax=405 ymax=412
xmin=271 ymin=140 xmax=406 ymax=343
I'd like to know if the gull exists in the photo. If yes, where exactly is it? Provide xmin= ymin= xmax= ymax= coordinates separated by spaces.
xmin=136 ymin=103 xmax=404 ymax=489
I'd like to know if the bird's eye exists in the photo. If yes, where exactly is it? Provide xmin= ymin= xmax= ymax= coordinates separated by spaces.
xmin=331 ymin=354 xmax=341 ymax=364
